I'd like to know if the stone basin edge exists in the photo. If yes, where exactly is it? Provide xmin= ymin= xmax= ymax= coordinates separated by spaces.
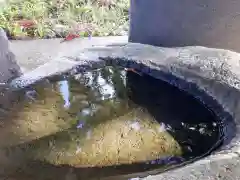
xmin=10 ymin=43 xmax=240 ymax=180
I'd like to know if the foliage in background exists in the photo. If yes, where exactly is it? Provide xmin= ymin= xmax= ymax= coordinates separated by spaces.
xmin=0 ymin=0 xmax=129 ymax=39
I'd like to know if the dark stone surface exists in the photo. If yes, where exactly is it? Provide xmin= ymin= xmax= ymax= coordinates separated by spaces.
xmin=129 ymin=0 xmax=240 ymax=53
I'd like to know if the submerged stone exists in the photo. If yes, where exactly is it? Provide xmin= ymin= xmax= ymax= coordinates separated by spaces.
xmin=30 ymin=108 xmax=182 ymax=167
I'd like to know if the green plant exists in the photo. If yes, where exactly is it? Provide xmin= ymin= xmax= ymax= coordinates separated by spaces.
xmin=0 ymin=0 xmax=129 ymax=39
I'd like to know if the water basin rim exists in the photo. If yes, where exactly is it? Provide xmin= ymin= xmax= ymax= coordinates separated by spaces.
xmin=10 ymin=43 xmax=238 ymax=179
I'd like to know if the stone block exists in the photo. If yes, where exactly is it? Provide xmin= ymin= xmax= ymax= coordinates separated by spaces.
xmin=129 ymin=0 xmax=240 ymax=53
xmin=0 ymin=28 xmax=21 ymax=84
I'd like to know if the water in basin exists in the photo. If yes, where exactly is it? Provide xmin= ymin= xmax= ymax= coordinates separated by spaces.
xmin=0 ymin=66 xmax=223 ymax=180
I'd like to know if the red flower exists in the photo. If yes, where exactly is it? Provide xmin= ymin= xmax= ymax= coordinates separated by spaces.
xmin=61 ymin=33 xmax=80 ymax=43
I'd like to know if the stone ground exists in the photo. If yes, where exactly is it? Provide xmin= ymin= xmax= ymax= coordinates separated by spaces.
xmin=2 ymin=30 xmax=240 ymax=179
xmin=9 ymin=36 xmax=128 ymax=73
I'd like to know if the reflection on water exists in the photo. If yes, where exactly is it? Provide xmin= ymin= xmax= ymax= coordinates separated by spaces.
xmin=0 ymin=66 xmax=222 ymax=180
xmin=58 ymin=80 xmax=71 ymax=109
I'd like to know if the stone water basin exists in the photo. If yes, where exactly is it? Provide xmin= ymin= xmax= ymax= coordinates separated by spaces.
xmin=0 ymin=66 xmax=223 ymax=179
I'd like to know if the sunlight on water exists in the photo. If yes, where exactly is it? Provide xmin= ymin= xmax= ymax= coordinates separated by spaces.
xmin=58 ymin=80 xmax=71 ymax=109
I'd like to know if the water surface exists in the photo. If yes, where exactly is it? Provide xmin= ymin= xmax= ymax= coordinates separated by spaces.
xmin=0 ymin=66 xmax=222 ymax=180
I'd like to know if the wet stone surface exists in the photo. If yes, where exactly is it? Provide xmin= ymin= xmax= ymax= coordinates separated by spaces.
xmin=0 ymin=66 xmax=222 ymax=179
